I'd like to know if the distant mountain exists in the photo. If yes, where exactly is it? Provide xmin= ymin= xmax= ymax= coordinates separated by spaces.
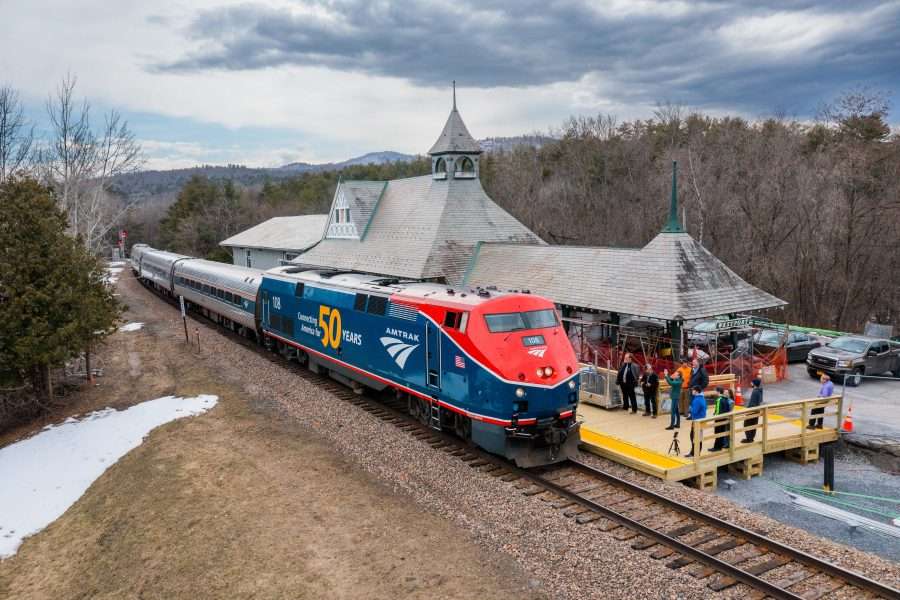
xmin=279 ymin=151 xmax=416 ymax=172
xmin=110 ymin=151 xmax=417 ymax=202
xmin=110 ymin=138 xmax=551 ymax=203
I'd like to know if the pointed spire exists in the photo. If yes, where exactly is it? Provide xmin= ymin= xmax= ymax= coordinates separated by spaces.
xmin=662 ymin=160 xmax=684 ymax=233
xmin=428 ymin=82 xmax=481 ymax=155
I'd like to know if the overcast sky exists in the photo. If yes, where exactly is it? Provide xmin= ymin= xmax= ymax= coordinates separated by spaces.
xmin=2 ymin=0 xmax=898 ymax=169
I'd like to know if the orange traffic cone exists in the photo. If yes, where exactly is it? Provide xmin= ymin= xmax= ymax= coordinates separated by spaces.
xmin=842 ymin=406 xmax=854 ymax=433
xmin=735 ymin=386 xmax=744 ymax=406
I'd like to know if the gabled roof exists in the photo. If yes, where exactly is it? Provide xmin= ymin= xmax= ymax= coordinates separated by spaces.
xmin=294 ymin=175 xmax=543 ymax=284
xmin=464 ymin=231 xmax=786 ymax=321
xmin=428 ymin=108 xmax=482 ymax=155
xmin=326 ymin=180 xmax=387 ymax=239
xmin=220 ymin=215 xmax=328 ymax=252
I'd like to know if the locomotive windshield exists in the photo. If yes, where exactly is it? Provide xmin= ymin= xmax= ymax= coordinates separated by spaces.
xmin=484 ymin=309 xmax=559 ymax=333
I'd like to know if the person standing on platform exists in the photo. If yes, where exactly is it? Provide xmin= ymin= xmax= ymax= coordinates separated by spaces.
xmin=677 ymin=360 xmax=692 ymax=418
xmin=741 ymin=378 xmax=764 ymax=443
xmin=809 ymin=373 xmax=833 ymax=429
xmin=685 ymin=385 xmax=707 ymax=458
xmin=688 ymin=358 xmax=709 ymax=420
xmin=711 ymin=386 xmax=733 ymax=451
xmin=640 ymin=364 xmax=659 ymax=418
xmin=616 ymin=353 xmax=640 ymax=414
xmin=663 ymin=369 xmax=683 ymax=430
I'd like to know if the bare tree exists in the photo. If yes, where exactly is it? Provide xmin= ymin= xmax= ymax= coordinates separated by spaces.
xmin=40 ymin=74 xmax=143 ymax=252
xmin=0 ymin=85 xmax=34 ymax=182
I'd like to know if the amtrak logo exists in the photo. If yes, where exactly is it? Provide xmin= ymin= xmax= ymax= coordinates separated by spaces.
xmin=380 ymin=336 xmax=419 ymax=369
xmin=527 ymin=347 xmax=547 ymax=358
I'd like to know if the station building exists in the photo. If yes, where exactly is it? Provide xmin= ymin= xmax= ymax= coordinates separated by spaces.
xmin=220 ymin=214 xmax=327 ymax=270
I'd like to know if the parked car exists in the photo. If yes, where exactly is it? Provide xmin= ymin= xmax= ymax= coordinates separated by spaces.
xmin=752 ymin=330 xmax=822 ymax=363
xmin=806 ymin=335 xmax=900 ymax=385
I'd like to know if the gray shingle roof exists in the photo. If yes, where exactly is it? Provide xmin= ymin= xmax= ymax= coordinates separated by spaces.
xmin=428 ymin=108 xmax=482 ymax=155
xmin=463 ymin=232 xmax=786 ymax=321
xmin=294 ymin=174 xmax=543 ymax=284
xmin=220 ymin=215 xmax=328 ymax=251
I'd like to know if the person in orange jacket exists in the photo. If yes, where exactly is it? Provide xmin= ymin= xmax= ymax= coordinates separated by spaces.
xmin=676 ymin=360 xmax=692 ymax=418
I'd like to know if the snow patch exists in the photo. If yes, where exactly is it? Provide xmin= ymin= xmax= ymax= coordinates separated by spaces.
xmin=0 ymin=395 xmax=218 ymax=559
xmin=104 ymin=266 xmax=124 ymax=285
xmin=118 ymin=322 xmax=144 ymax=332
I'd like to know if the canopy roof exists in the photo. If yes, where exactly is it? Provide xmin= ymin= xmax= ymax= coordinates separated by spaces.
xmin=463 ymin=231 xmax=786 ymax=321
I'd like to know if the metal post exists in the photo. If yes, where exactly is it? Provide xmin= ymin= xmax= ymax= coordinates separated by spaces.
xmin=822 ymin=442 xmax=835 ymax=494
xmin=179 ymin=296 xmax=189 ymax=343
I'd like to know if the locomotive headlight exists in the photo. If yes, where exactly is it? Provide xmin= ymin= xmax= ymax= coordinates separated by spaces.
xmin=536 ymin=368 xmax=544 ymax=377
xmin=568 ymin=379 xmax=576 ymax=390
xmin=544 ymin=366 xmax=554 ymax=377
xmin=515 ymin=387 xmax=526 ymax=398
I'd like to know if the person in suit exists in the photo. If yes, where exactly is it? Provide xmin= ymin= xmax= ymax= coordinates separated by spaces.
xmin=616 ymin=353 xmax=640 ymax=414
xmin=689 ymin=358 xmax=709 ymax=399
xmin=741 ymin=378 xmax=764 ymax=443
xmin=639 ymin=364 xmax=659 ymax=418
xmin=685 ymin=385 xmax=708 ymax=457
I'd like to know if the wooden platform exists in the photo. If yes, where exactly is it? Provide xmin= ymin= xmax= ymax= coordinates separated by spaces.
xmin=578 ymin=395 xmax=841 ymax=490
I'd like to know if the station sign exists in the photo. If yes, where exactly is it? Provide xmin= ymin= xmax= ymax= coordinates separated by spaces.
xmin=714 ymin=317 xmax=752 ymax=330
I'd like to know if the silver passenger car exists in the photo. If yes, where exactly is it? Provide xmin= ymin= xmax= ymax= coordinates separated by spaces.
xmin=130 ymin=243 xmax=149 ymax=274
xmin=140 ymin=248 xmax=193 ymax=292
xmin=173 ymin=259 xmax=263 ymax=330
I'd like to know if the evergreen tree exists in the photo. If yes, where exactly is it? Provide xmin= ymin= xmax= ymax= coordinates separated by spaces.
xmin=0 ymin=178 xmax=120 ymax=404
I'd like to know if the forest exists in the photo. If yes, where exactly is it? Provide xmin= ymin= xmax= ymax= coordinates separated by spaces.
xmin=131 ymin=91 xmax=899 ymax=333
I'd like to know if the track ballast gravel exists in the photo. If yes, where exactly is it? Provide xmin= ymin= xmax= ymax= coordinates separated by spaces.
xmin=143 ymin=278 xmax=900 ymax=599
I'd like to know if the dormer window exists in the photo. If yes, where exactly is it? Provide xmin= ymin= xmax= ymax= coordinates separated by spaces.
xmin=455 ymin=156 xmax=475 ymax=178
xmin=433 ymin=157 xmax=447 ymax=180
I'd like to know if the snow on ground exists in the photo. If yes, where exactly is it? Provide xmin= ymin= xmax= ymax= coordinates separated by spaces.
xmin=118 ymin=322 xmax=145 ymax=332
xmin=0 ymin=395 xmax=218 ymax=559
xmin=104 ymin=266 xmax=123 ymax=285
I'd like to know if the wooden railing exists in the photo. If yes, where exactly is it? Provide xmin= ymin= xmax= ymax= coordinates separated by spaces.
xmin=685 ymin=395 xmax=843 ymax=464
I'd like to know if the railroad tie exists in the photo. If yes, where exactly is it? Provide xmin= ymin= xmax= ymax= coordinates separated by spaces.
xmin=630 ymin=536 xmax=657 ymax=551
xmin=744 ymin=555 xmax=791 ymax=576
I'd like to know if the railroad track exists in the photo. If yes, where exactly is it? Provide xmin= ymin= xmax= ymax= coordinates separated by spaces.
xmin=140 ymin=276 xmax=900 ymax=600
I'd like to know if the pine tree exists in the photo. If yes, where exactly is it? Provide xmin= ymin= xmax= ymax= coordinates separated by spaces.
xmin=0 ymin=178 xmax=120 ymax=404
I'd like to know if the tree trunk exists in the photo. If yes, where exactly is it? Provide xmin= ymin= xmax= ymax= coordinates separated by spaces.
xmin=85 ymin=347 xmax=93 ymax=384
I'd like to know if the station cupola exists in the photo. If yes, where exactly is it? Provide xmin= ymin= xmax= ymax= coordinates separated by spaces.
xmin=429 ymin=81 xmax=482 ymax=181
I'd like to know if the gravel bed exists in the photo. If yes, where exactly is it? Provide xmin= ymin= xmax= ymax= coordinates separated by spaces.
xmin=151 ymin=295 xmax=899 ymax=598
xmin=574 ymin=451 xmax=900 ymax=589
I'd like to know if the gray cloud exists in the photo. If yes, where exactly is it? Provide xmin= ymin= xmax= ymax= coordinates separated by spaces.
xmin=155 ymin=0 xmax=900 ymax=116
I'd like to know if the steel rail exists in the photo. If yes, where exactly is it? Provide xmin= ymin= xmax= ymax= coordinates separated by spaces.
xmin=565 ymin=459 xmax=900 ymax=599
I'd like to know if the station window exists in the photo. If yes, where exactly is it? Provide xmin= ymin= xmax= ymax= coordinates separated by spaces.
xmin=366 ymin=295 xmax=387 ymax=316
xmin=225 ymin=292 xmax=234 ymax=304
xmin=202 ymin=284 xmax=210 ymax=294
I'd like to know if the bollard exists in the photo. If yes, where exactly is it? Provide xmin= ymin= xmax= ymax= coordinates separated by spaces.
xmin=822 ymin=442 xmax=835 ymax=494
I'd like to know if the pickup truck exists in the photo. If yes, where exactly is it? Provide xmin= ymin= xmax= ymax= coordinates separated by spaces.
xmin=806 ymin=335 xmax=900 ymax=385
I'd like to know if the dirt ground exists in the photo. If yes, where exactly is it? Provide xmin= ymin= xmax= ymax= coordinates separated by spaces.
xmin=0 ymin=270 xmax=543 ymax=600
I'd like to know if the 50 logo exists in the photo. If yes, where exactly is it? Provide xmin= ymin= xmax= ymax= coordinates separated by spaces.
xmin=318 ymin=305 xmax=342 ymax=349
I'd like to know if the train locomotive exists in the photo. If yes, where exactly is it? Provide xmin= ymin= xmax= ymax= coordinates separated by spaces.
xmin=130 ymin=246 xmax=580 ymax=467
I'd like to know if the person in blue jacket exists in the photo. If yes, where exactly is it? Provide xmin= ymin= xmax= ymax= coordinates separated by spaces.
xmin=685 ymin=385 xmax=707 ymax=458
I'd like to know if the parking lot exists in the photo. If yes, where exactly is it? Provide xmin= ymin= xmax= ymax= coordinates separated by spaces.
xmin=763 ymin=364 xmax=900 ymax=441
